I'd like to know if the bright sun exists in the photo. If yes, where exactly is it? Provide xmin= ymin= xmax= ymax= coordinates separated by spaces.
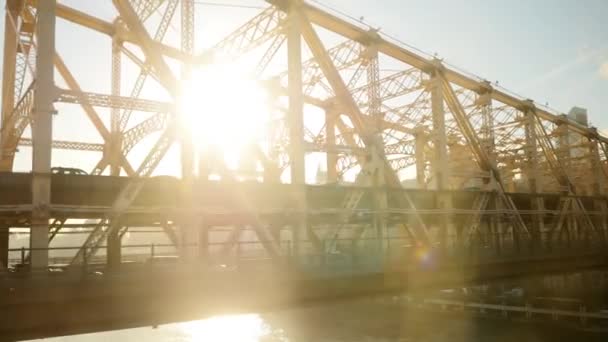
xmin=178 ymin=64 xmax=270 ymax=168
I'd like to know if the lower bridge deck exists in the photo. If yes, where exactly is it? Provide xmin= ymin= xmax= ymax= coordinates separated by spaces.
xmin=2 ymin=173 xmax=608 ymax=340
xmin=0 ymin=172 xmax=604 ymax=225
xmin=1 ymin=250 xmax=607 ymax=341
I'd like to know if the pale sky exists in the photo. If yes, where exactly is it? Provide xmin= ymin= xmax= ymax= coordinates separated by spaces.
xmin=2 ymin=0 xmax=607 ymax=178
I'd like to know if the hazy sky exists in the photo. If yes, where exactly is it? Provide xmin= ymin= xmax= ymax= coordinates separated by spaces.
xmin=2 ymin=0 xmax=607 ymax=175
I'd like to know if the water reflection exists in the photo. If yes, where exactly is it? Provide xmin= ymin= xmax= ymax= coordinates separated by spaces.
xmin=178 ymin=314 xmax=271 ymax=341
xmin=30 ymin=296 xmax=607 ymax=341
xmin=35 ymin=313 xmax=286 ymax=342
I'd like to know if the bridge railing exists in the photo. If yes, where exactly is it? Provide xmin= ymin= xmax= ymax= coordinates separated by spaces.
xmin=6 ymin=232 xmax=606 ymax=277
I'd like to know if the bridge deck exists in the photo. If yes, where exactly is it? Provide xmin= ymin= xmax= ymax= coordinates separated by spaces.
xmin=0 ymin=173 xmax=601 ymax=226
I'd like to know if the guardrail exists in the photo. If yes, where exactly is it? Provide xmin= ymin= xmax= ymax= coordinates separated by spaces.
xmin=6 ymin=236 xmax=607 ymax=278
xmin=6 ymin=237 xmax=410 ymax=268
xmin=419 ymin=298 xmax=608 ymax=325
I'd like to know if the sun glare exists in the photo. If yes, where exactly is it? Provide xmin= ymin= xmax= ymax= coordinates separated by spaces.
xmin=178 ymin=64 xmax=270 ymax=167
xmin=178 ymin=314 xmax=269 ymax=341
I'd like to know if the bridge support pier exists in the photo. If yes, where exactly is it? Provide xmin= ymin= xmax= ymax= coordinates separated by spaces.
xmin=287 ymin=0 xmax=308 ymax=263
xmin=30 ymin=0 xmax=56 ymax=270
xmin=325 ymin=108 xmax=337 ymax=183
xmin=429 ymin=72 xmax=454 ymax=252
xmin=589 ymin=129 xmax=607 ymax=245
xmin=180 ymin=217 xmax=200 ymax=261
xmin=524 ymin=108 xmax=544 ymax=252
xmin=107 ymin=228 xmax=122 ymax=268
xmin=492 ymin=195 xmax=503 ymax=255
xmin=414 ymin=128 xmax=426 ymax=189
xmin=0 ymin=226 xmax=8 ymax=268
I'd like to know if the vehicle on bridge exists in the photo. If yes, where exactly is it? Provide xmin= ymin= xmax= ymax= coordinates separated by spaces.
xmin=51 ymin=167 xmax=88 ymax=176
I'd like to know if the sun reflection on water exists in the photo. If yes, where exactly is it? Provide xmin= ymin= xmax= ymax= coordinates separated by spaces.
xmin=177 ymin=314 xmax=272 ymax=342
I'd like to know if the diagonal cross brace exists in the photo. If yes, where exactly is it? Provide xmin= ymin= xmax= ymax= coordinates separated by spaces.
xmin=70 ymin=122 xmax=177 ymax=265
xmin=298 ymin=12 xmax=431 ymax=246
xmin=438 ymin=74 xmax=530 ymax=238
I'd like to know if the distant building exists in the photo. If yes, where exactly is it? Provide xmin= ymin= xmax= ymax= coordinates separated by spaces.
xmin=566 ymin=107 xmax=589 ymax=159
xmin=567 ymin=107 xmax=588 ymax=127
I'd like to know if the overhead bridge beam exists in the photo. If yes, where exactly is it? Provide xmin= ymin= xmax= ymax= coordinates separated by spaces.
xmin=266 ymin=0 xmax=608 ymax=144
xmin=30 ymin=0 xmax=192 ymax=62
xmin=18 ymin=138 xmax=104 ymax=152
xmin=57 ymin=89 xmax=172 ymax=113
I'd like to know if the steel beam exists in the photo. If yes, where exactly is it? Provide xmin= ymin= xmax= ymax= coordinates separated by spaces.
xmin=1 ymin=0 xmax=19 ymax=130
xmin=30 ymin=0 xmax=56 ymax=270
xmin=0 ymin=82 xmax=34 ymax=171
xmin=365 ymin=47 xmax=388 ymax=251
xmin=121 ymin=112 xmax=169 ymax=154
xmin=112 ymin=0 xmax=179 ymax=97
xmin=429 ymin=71 xmax=454 ymax=249
xmin=588 ymin=128 xmax=608 ymax=244
xmin=325 ymin=109 xmax=338 ymax=183
xmin=57 ymin=89 xmax=171 ymax=113
xmin=180 ymin=0 xmax=197 ymax=261
xmin=42 ymin=1 xmax=189 ymax=61
xmin=287 ymin=0 xmax=308 ymax=259
xmin=18 ymin=138 xmax=104 ymax=152
xmin=118 ymin=0 xmax=178 ymax=132
xmin=71 ymin=122 xmax=177 ymax=265
xmin=524 ymin=108 xmax=544 ymax=249
xmin=197 ymin=6 xmax=285 ymax=62
xmin=439 ymin=73 xmax=530 ymax=242
xmin=299 ymin=11 xmax=431 ymax=246
xmin=269 ymin=0 xmax=608 ymax=145
xmin=0 ymin=226 xmax=8 ymax=269
xmin=54 ymin=54 xmax=135 ymax=176
xmin=414 ymin=128 xmax=426 ymax=189
xmin=110 ymin=37 xmax=122 ymax=176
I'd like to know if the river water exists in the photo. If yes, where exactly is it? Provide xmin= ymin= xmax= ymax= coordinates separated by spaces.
xmin=27 ymin=296 xmax=607 ymax=342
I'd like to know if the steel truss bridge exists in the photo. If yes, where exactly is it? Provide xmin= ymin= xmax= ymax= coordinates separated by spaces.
xmin=1 ymin=0 xmax=608 ymax=339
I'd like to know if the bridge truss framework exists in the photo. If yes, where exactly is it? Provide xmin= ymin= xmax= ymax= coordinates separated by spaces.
xmin=1 ymin=0 xmax=608 ymax=270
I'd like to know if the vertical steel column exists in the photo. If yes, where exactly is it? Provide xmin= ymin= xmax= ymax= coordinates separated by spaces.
xmin=556 ymin=117 xmax=572 ymax=181
xmin=107 ymin=36 xmax=123 ymax=268
xmin=491 ymin=194 xmax=503 ymax=255
xmin=588 ymin=128 xmax=607 ymax=244
xmin=0 ymin=226 xmax=8 ymax=268
xmin=477 ymin=89 xmax=495 ymax=171
xmin=430 ymin=68 xmax=454 ymax=250
xmin=180 ymin=0 xmax=198 ymax=260
xmin=414 ymin=127 xmax=426 ymax=189
xmin=478 ymin=91 xmax=495 ymax=249
xmin=287 ymin=0 xmax=307 ymax=259
xmin=287 ymin=1 xmax=305 ymax=185
xmin=366 ymin=47 xmax=387 ymax=251
xmin=325 ymin=108 xmax=337 ymax=183
xmin=30 ymin=0 xmax=56 ymax=270
xmin=0 ymin=0 xmax=20 ymax=172
xmin=1 ymin=0 xmax=18 ymax=128
xmin=524 ymin=106 xmax=544 ymax=250
xmin=110 ymin=36 xmax=122 ymax=176
xmin=0 ymin=0 xmax=17 ymax=262
xmin=181 ymin=0 xmax=195 ymax=182
xmin=556 ymin=119 xmax=574 ymax=244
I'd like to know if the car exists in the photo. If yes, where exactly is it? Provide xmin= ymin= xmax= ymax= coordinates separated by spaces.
xmin=51 ymin=167 xmax=88 ymax=175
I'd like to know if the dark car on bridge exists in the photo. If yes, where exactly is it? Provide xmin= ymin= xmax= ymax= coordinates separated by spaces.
xmin=51 ymin=167 xmax=88 ymax=176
